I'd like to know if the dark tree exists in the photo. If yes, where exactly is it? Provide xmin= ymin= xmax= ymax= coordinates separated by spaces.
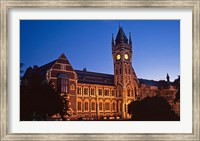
xmin=172 ymin=76 xmax=180 ymax=103
xmin=158 ymin=80 xmax=170 ymax=89
xmin=20 ymin=70 xmax=63 ymax=121
xmin=128 ymin=96 xmax=179 ymax=121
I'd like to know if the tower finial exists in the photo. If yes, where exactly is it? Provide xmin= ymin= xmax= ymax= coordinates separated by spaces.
xmin=129 ymin=32 xmax=132 ymax=45
xmin=112 ymin=33 xmax=114 ymax=45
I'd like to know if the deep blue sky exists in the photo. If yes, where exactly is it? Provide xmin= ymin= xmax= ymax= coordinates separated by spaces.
xmin=20 ymin=20 xmax=180 ymax=81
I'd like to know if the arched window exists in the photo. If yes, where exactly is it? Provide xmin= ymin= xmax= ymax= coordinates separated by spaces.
xmin=112 ymin=102 xmax=116 ymax=111
xmin=77 ymin=101 xmax=82 ymax=111
xmin=84 ymin=101 xmax=89 ymax=111
xmin=127 ymin=89 xmax=131 ymax=97
xmin=70 ymin=84 xmax=75 ymax=90
xmin=118 ymin=89 xmax=122 ymax=97
xmin=99 ymin=102 xmax=103 ymax=111
xmin=91 ymin=102 xmax=96 ymax=111
xmin=105 ymin=102 xmax=110 ymax=111
xmin=118 ymin=101 xmax=122 ymax=112
xmin=91 ymin=99 xmax=96 ymax=111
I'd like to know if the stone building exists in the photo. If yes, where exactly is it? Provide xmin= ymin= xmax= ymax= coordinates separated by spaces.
xmin=22 ymin=26 xmax=179 ymax=120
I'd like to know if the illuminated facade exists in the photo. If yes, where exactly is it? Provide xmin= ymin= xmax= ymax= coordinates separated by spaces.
xmin=23 ymin=27 xmax=179 ymax=120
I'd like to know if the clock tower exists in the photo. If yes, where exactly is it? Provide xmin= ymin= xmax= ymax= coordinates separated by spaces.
xmin=112 ymin=26 xmax=139 ymax=119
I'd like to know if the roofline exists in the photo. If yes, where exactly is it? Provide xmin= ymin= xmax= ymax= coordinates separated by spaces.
xmin=75 ymin=69 xmax=114 ymax=76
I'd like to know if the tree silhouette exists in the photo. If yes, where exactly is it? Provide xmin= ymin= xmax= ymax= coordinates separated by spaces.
xmin=128 ymin=96 xmax=179 ymax=121
xmin=172 ymin=76 xmax=180 ymax=103
xmin=20 ymin=71 xmax=63 ymax=121
xmin=158 ymin=80 xmax=170 ymax=89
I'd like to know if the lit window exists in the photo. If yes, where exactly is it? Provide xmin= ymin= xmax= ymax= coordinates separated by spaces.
xmin=77 ymin=87 xmax=82 ymax=95
xmin=105 ymin=102 xmax=110 ymax=110
xmin=77 ymin=101 xmax=82 ymax=111
xmin=84 ymin=102 xmax=89 ymax=111
xmin=99 ymin=102 xmax=103 ymax=111
xmin=119 ymin=103 xmax=122 ymax=112
xmin=98 ymin=89 xmax=102 ymax=96
xmin=112 ymin=102 xmax=116 ymax=111
xmin=57 ymin=78 xmax=67 ymax=93
xmin=83 ymin=88 xmax=88 ymax=95
xmin=127 ymin=89 xmax=131 ymax=97
xmin=90 ymin=88 xmax=95 ymax=96
xmin=70 ymin=84 xmax=75 ymax=90
xmin=91 ymin=102 xmax=96 ymax=111
xmin=104 ymin=89 xmax=109 ymax=96
xmin=111 ymin=90 xmax=115 ymax=96
xmin=118 ymin=89 xmax=122 ymax=97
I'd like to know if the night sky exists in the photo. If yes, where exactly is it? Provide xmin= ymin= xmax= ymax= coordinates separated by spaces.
xmin=20 ymin=20 xmax=180 ymax=81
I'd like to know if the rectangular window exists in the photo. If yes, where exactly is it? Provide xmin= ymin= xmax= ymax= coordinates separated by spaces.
xmin=90 ymin=88 xmax=95 ymax=96
xmin=111 ymin=90 xmax=115 ymax=96
xmin=61 ymin=79 xmax=66 ymax=93
xmin=104 ymin=89 xmax=109 ymax=96
xmin=83 ymin=88 xmax=88 ymax=95
xmin=77 ymin=87 xmax=82 ymax=95
xmin=98 ymin=89 xmax=102 ymax=96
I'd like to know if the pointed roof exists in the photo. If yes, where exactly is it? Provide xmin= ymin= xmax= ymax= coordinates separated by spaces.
xmin=115 ymin=26 xmax=128 ymax=44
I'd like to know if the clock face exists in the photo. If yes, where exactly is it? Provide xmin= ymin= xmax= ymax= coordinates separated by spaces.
xmin=124 ymin=54 xmax=129 ymax=60
xmin=116 ymin=54 xmax=121 ymax=60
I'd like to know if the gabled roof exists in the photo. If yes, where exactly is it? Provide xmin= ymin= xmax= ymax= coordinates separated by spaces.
xmin=115 ymin=26 xmax=128 ymax=44
xmin=37 ymin=60 xmax=57 ymax=78
xmin=75 ymin=70 xmax=115 ymax=86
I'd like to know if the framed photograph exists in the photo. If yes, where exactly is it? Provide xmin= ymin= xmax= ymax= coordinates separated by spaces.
xmin=0 ymin=0 xmax=199 ymax=140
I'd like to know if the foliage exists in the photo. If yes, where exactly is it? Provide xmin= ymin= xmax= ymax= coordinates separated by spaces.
xmin=128 ymin=96 xmax=179 ymax=121
xmin=172 ymin=76 xmax=180 ymax=103
xmin=158 ymin=80 xmax=170 ymax=89
xmin=20 ymin=70 xmax=63 ymax=121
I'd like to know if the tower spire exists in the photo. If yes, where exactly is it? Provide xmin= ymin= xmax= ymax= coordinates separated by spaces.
xmin=112 ymin=33 xmax=114 ymax=45
xmin=115 ymin=25 xmax=128 ymax=44
xmin=129 ymin=32 xmax=132 ymax=45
